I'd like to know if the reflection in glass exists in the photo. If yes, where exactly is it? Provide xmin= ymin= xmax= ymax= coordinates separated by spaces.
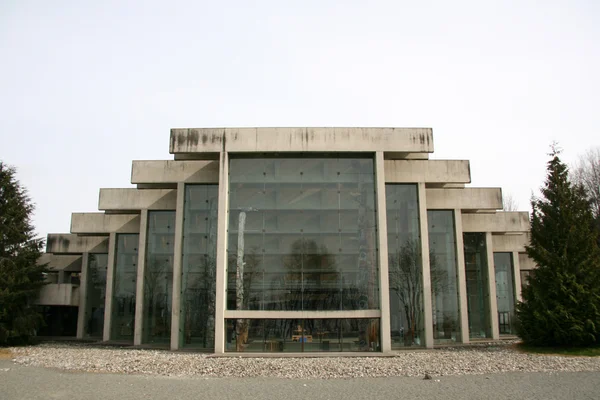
xmin=427 ymin=210 xmax=461 ymax=343
xmin=225 ymin=318 xmax=380 ymax=352
xmin=494 ymin=252 xmax=516 ymax=334
xmin=111 ymin=234 xmax=138 ymax=341
xmin=463 ymin=233 xmax=491 ymax=338
xmin=180 ymin=185 xmax=219 ymax=349
xmin=386 ymin=184 xmax=424 ymax=347
xmin=142 ymin=211 xmax=175 ymax=344
xmin=85 ymin=253 xmax=108 ymax=338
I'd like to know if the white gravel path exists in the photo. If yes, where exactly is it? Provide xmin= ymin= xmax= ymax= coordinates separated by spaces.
xmin=8 ymin=342 xmax=600 ymax=379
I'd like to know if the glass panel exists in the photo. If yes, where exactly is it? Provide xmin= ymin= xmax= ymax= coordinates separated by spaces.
xmin=111 ymin=234 xmax=138 ymax=341
xmin=494 ymin=252 xmax=516 ymax=335
xmin=85 ymin=253 xmax=108 ymax=338
xmin=181 ymin=185 xmax=219 ymax=349
xmin=227 ymin=155 xmax=379 ymax=312
xmin=427 ymin=210 xmax=461 ymax=343
xmin=463 ymin=233 xmax=492 ymax=338
xmin=225 ymin=318 xmax=380 ymax=352
xmin=142 ymin=211 xmax=175 ymax=344
xmin=386 ymin=184 xmax=423 ymax=348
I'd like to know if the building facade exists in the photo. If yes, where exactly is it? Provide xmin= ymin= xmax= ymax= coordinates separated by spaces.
xmin=37 ymin=128 xmax=534 ymax=352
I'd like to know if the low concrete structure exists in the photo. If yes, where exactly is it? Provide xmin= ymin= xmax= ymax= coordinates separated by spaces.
xmin=39 ymin=127 xmax=533 ymax=353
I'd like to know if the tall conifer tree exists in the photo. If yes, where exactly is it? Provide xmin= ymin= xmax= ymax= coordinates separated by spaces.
xmin=517 ymin=146 xmax=600 ymax=346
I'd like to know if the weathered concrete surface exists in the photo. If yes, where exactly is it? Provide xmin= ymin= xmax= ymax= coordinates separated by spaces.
xmin=170 ymin=127 xmax=434 ymax=153
xmin=385 ymin=160 xmax=470 ymax=183
xmin=70 ymin=213 xmax=140 ymax=234
xmin=46 ymin=234 xmax=109 ymax=254
xmin=99 ymin=188 xmax=177 ymax=211
xmin=426 ymin=188 xmax=502 ymax=210
xmin=35 ymin=283 xmax=80 ymax=306
xmin=519 ymin=252 xmax=536 ymax=270
xmin=131 ymin=160 xmax=219 ymax=184
xmin=492 ymin=233 xmax=530 ymax=252
xmin=37 ymin=253 xmax=82 ymax=271
xmin=462 ymin=212 xmax=529 ymax=233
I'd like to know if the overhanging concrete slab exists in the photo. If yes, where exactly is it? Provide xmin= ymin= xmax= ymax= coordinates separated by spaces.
xmin=492 ymin=233 xmax=530 ymax=252
xmin=426 ymin=188 xmax=502 ymax=210
xmin=70 ymin=213 xmax=140 ymax=234
xmin=46 ymin=234 xmax=109 ymax=254
xmin=462 ymin=212 xmax=530 ymax=233
xmin=38 ymin=253 xmax=83 ymax=271
xmin=131 ymin=160 xmax=219 ymax=184
xmin=99 ymin=188 xmax=177 ymax=211
xmin=385 ymin=160 xmax=470 ymax=183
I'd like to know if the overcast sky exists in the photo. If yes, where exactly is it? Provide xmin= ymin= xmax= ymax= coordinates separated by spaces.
xmin=1 ymin=0 xmax=599 ymax=239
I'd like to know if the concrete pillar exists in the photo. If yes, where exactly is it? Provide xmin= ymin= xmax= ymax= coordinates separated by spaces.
xmin=417 ymin=183 xmax=434 ymax=348
xmin=58 ymin=270 xmax=66 ymax=284
xmin=512 ymin=251 xmax=522 ymax=303
xmin=102 ymin=233 xmax=117 ymax=341
xmin=170 ymin=183 xmax=186 ymax=350
xmin=214 ymin=151 xmax=229 ymax=353
xmin=134 ymin=209 xmax=149 ymax=346
xmin=76 ymin=252 xmax=89 ymax=339
xmin=486 ymin=232 xmax=500 ymax=339
xmin=453 ymin=209 xmax=470 ymax=344
xmin=374 ymin=152 xmax=391 ymax=352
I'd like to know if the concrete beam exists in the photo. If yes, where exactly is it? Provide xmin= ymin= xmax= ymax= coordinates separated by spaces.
xmin=462 ymin=212 xmax=529 ymax=233
xmin=492 ymin=233 xmax=530 ymax=252
xmin=71 ymin=213 xmax=140 ymax=234
xmin=46 ymin=234 xmax=109 ymax=254
xmin=37 ymin=254 xmax=82 ymax=272
xmin=35 ymin=284 xmax=80 ymax=307
xmin=131 ymin=160 xmax=219 ymax=184
xmin=99 ymin=188 xmax=177 ymax=211
xmin=170 ymin=127 xmax=434 ymax=154
xmin=385 ymin=160 xmax=470 ymax=183
xmin=224 ymin=310 xmax=381 ymax=319
xmin=426 ymin=188 xmax=503 ymax=210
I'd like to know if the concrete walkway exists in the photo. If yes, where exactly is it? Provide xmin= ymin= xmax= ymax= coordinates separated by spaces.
xmin=1 ymin=360 xmax=599 ymax=400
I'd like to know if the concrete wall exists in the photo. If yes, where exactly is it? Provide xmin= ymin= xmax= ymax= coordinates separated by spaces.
xmin=519 ymin=253 xmax=536 ymax=270
xmin=46 ymin=234 xmax=109 ymax=254
xmin=170 ymin=127 xmax=434 ymax=153
xmin=492 ymin=234 xmax=530 ymax=252
xmin=384 ymin=160 xmax=470 ymax=183
xmin=426 ymin=188 xmax=502 ymax=210
xmin=71 ymin=213 xmax=140 ymax=234
xmin=131 ymin=160 xmax=219 ymax=184
xmin=37 ymin=253 xmax=82 ymax=272
xmin=462 ymin=212 xmax=529 ymax=233
xmin=36 ymin=283 xmax=80 ymax=306
xmin=99 ymin=188 xmax=177 ymax=211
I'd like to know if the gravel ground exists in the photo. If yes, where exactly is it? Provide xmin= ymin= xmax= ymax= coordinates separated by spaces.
xmin=8 ymin=341 xmax=600 ymax=379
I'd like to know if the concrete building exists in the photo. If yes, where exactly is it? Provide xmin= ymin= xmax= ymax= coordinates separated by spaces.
xmin=37 ymin=127 xmax=533 ymax=352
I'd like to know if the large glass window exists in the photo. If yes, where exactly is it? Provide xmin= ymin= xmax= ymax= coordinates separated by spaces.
xmin=180 ymin=185 xmax=219 ymax=349
xmin=227 ymin=156 xmax=378 ymax=313
xmin=463 ymin=233 xmax=492 ymax=338
xmin=85 ymin=253 xmax=108 ymax=338
xmin=427 ymin=210 xmax=461 ymax=343
xmin=225 ymin=318 xmax=380 ymax=352
xmin=142 ymin=211 xmax=175 ymax=344
xmin=386 ymin=184 xmax=423 ymax=347
xmin=111 ymin=234 xmax=138 ymax=341
xmin=494 ymin=252 xmax=516 ymax=335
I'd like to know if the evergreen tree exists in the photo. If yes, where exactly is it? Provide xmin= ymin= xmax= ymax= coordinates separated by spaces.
xmin=517 ymin=146 xmax=600 ymax=346
xmin=0 ymin=162 xmax=47 ymax=345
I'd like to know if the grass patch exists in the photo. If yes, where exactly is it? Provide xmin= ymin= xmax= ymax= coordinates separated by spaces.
xmin=516 ymin=343 xmax=600 ymax=357
xmin=0 ymin=349 xmax=12 ymax=360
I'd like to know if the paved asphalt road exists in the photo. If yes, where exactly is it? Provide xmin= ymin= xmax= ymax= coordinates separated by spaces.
xmin=1 ymin=360 xmax=599 ymax=400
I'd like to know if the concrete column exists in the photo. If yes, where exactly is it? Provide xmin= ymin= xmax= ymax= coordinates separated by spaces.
xmin=76 ymin=252 xmax=89 ymax=339
xmin=486 ymin=232 xmax=500 ymax=339
xmin=134 ymin=209 xmax=149 ymax=346
xmin=214 ymin=151 xmax=229 ymax=353
xmin=453 ymin=209 xmax=470 ymax=344
xmin=512 ymin=251 xmax=522 ymax=303
xmin=58 ymin=270 xmax=66 ymax=284
xmin=170 ymin=183 xmax=186 ymax=350
xmin=417 ymin=183 xmax=434 ymax=348
xmin=374 ymin=152 xmax=391 ymax=352
xmin=102 ymin=233 xmax=117 ymax=341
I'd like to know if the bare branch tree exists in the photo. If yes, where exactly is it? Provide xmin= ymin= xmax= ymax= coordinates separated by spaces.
xmin=503 ymin=193 xmax=519 ymax=211
xmin=571 ymin=147 xmax=600 ymax=218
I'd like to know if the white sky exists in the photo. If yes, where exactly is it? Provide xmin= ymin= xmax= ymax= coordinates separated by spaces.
xmin=1 ymin=0 xmax=599 ymax=239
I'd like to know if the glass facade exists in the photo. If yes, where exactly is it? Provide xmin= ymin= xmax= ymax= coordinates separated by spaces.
xmin=85 ymin=253 xmax=108 ymax=337
xmin=142 ymin=211 xmax=175 ymax=344
xmin=111 ymin=234 xmax=138 ymax=341
xmin=386 ymin=184 xmax=423 ymax=347
xmin=463 ymin=233 xmax=491 ymax=338
xmin=427 ymin=210 xmax=461 ymax=343
xmin=180 ymin=185 xmax=219 ymax=349
xmin=494 ymin=252 xmax=516 ymax=334
xmin=225 ymin=318 xmax=380 ymax=352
